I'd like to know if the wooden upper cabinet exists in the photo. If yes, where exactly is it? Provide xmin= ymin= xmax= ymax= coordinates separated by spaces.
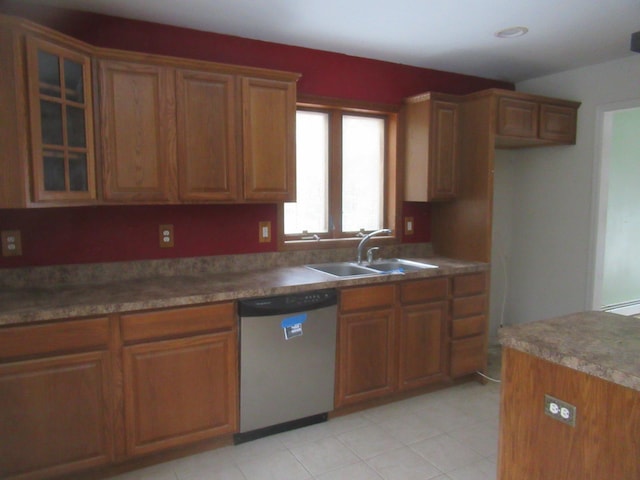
xmin=403 ymin=93 xmax=460 ymax=201
xmin=496 ymin=96 xmax=538 ymax=139
xmin=0 ymin=16 xmax=97 ymax=208
xmin=98 ymin=60 xmax=178 ymax=203
xmin=494 ymin=90 xmax=580 ymax=148
xmin=241 ymin=77 xmax=296 ymax=202
xmin=176 ymin=70 xmax=238 ymax=201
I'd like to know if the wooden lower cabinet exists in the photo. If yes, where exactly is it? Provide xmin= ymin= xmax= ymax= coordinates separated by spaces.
xmin=0 ymin=318 xmax=113 ymax=480
xmin=123 ymin=332 xmax=237 ymax=457
xmin=450 ymin=272 xmax=489 ymax=378
xmin=398 ymin=277 xmax=449 ymax=390
xmin=120 ymin=303 xmax=238 ymax=457
xmin=335 ymin=285 xmax=396 ymax=407
xmin=336 ymin=277 xmax=452 ymax=407
xmin=398 ymin=301 xmax=447 ymax=390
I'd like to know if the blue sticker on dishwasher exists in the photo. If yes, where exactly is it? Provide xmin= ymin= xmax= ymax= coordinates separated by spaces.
xmin=282 ymin=313 xmax=306 ymax=340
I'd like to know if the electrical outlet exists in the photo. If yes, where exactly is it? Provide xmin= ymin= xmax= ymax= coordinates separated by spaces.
xmin=1 ymin=230 xmax=22 ymax=256
xmin=544 ymin=394 xmax=576 ymax=427
xmin=159 ymin=224 xmax=174 ymax=248
xmin=259 ymin=221 xmax=271 ymax=243
xmin=404 ymin=217 xmax=414 ymax=235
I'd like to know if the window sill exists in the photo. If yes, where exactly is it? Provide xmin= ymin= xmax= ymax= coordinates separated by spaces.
xmin=279 ymin=235 xmax=398 ymax=252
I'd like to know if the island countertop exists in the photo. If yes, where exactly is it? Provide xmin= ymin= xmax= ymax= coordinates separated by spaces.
xmin=498 ymin=310 xmax=640 ymax=392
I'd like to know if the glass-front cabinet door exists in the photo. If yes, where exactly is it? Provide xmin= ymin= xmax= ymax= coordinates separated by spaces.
xmin=26 ymin=37 xmax=96 ymax=202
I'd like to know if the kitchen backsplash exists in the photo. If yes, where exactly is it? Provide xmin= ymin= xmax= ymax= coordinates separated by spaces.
xmin=0 ymin=243 xmax=433 ymax=289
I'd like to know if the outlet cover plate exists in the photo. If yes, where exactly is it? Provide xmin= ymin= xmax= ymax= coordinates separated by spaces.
xmin=544 ymin=394 xmax=576 ymax=427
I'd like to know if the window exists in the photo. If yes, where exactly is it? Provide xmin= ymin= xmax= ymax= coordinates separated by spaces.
xmin=281 ymin=97 xmax=398 ymax=247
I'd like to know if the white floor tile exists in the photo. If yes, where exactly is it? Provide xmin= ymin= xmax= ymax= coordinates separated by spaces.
xmin=366 ymin=446 xmax=443 ymax=480
xmin=236 ymin=449 xmax=311 ymax=480
xmin=447 ymin=420 xmax=499 ymax=458
xmin=336 ymin=424 xmax=405 ymax=459
xmin=376 ymin=410 xmax=443 ymax=445
xmin=446 ymin=457 xmax=497 ymax=480
xmin=289 ymin=436 xmax=360 ymax=475
xmin=409 ymin=433 xmax=484 ymax=473
xmin=314 ymin=461 xmax=384 ymax=480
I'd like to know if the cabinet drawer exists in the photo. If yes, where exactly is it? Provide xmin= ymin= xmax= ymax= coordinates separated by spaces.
xmin=400 ymin=277 xmax=449 ymax=304
xmin=452 ymin=272 xmax=487 ymax=296
xmin=450 ymin=335 xmax=485 ymax=378
xmin=121 ymin=302 xmax=235 ymax=343
xmin=340 ymin=285 xmax=395 ymax=313
xmin=451 ymin=315 xmax=486 ymax=339
xmin=452 ymin=295 xmax=487 ymax=318
xmin=0 ymin=317 xmax=110 ymax=361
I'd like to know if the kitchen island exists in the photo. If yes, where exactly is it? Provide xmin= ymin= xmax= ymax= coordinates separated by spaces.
xmin=498 ymin=311 xmax=640 ymax=479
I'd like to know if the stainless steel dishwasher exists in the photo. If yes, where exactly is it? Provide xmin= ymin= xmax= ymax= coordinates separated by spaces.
xmin=235 ymin=288 xmax=338 ymax=444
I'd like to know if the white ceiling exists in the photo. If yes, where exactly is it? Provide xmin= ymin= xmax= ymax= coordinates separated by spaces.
xmin=32 ymin=0 xmax=640 ymax=82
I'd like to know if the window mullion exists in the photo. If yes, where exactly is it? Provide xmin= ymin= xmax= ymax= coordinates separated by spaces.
xmin=328 ymin=109 xmax=343 ymax=238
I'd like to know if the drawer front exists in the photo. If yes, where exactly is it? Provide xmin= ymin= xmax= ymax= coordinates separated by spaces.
xmin=452 ymin=295 xmax=487 ymax=318
xmin=452 ymin=272 xmax=487 ymax=296
xmin=0 ymin=317 xmax=110 ymax=361
xmin=450 ymin=335 xmax=486 ymax=378
xmin=400 ymin=277 xmax=449 ymax=304
xmin=340 ymin=284 xmax=395 ymax=313
xmin=121 ymin=302 xmax=235 ymax=343
xmin=451 ymin=315 xmax=486 ymax=339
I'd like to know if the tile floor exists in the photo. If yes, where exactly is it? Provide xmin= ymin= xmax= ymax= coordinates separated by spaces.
xmin=109 ymin=349 xmax=502 ymax=480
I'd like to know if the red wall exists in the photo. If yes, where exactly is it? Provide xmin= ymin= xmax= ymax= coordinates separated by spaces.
xmin=0 ymin=2 xmax=511 ymax=268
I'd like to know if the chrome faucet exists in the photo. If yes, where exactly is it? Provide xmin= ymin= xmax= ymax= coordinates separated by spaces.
xmin=356 ymin=229 xmax=392 ymax=264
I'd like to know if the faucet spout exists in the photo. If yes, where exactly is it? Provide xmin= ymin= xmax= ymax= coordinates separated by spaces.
xmin=356 ymin=229 xmax=392 ymax=264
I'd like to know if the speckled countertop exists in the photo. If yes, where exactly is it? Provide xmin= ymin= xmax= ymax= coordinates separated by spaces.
xmin=0 ymin=256 xmax=487 ymax=327
xmin=499 ymin=311 xmax=640 ymax=392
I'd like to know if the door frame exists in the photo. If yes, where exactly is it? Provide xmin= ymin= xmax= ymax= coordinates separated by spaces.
xmin=588 ymin=99 xmax=640 ymax=312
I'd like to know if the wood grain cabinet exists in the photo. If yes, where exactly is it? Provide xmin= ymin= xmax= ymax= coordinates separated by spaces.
xmin=97 ymin=52 xmax=298 ymax=204
xmin=495 ymin=91 xmax=579 ymax=147
xmin=449 ymin=272 xmax=489 ymax=378
xmin=0 ymin=317 xmax=113 ymax=480
xmin=335 ymin=285 xmax=396 ymax=408
xmin=241 ymin=76 xmax=296 ymax=201
xmin=119 ymin=302 xmax=238 ymax=457
xmin=397 ymin=277 xmax=449 ymax=390
xmin=403 ymin=93 xmax=460 ymax=201
xmin=98 ymin=59 xmax=177 ymax=203
xmin=0 ymin=17 xmax=97 ymax=208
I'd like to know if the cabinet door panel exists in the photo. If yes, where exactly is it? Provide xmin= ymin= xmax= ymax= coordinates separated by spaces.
xmin=497 ymin=96 xmax=538 ymax=138
xmin=176 ymin=70 xmax=238 ymax=201
xmin=336 ymin=309 xmax=395 ymax=407
xmin=99 ymin=60 xmax=177 ymax=202
xmin=26 ymin=37 xmax=96 ymax=203
xmin=539 ymin=103 xmax=577 ymax=144
xmin=123 ymin=332 xmax=237 ymax=456
xmin=0 ymin=351 xmax=112 ymax=479
xmin=450 ymin=335 xmax=486 ymax=378
xmin=398 ymin=301 xmax=447 ymax=390
xmin=430 ymin=100 xmax=459 ymax=200
xmin=241 ymin=77 xmax=295 ymax=201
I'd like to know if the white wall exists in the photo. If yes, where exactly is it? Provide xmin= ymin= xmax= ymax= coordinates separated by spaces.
xmin=492 ymin=54 xmax=640 ymax=327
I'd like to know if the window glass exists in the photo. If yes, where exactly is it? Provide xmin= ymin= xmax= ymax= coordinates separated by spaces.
xmin=342 ymin=115 xmax=384 ymax=232
xmin=284 ymin=111 xmax=329 ymax=235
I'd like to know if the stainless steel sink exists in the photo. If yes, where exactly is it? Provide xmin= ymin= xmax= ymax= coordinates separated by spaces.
xmin=305 ymin=258 xmax=437 ymax=277
xmin=305 ymin=262 xmax=381 ymax=277
xmin=367 ymin=258 xmax=438 ymax=272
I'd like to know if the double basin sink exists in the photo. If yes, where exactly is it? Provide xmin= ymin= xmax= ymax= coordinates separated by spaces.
xmin=306 ymin=258 xmax=438 ymax=278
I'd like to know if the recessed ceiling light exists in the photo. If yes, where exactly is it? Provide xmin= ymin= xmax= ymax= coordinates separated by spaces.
xmin=495 ymin=26 xmax=529 ymax=39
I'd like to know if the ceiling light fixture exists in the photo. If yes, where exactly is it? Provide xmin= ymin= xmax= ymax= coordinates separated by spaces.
xmin=495 ymin=26 xmax=529 ymax=39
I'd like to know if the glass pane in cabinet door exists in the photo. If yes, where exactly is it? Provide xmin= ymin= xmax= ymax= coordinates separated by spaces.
xmin=63 ymin=59 xmax=84 ymax=103
xmin=37 ymin=50 xmax=61 ymax=98
xmin=66 ymin=106 xmax=86 ymax=147
xmin=40 ymin=100 xmax=63 ymax=145
xmin=69 ymin=153 xmax=88 ymax=191
xmin=43 ymin=151 xmax=66 ymax=191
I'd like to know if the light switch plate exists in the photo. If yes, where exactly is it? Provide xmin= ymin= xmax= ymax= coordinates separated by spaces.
xmin=259 ymin=221 xmax=271 ymax=243
xmin=404 ymin=217 xmax=414 ymax=235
